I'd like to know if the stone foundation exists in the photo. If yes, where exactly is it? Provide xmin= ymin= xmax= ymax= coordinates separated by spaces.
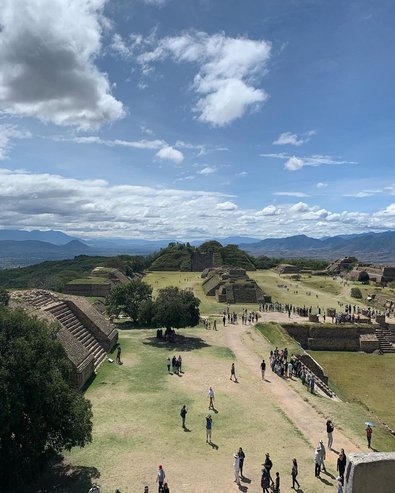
xmin=345 ymin=452 xmax=395 ymax=493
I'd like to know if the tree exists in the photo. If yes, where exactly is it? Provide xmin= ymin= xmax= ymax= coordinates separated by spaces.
xmin=154 ymin=286 xmax=200 ymax=330
xmin=358 ymin=271 xmax=370 ymax=284
xmin=0 ymin=307 xmax=93 ymax=491
xmin=106 ymin=280 xmax=152 ymax=321
xmin=351 ymin=287 xmax=363 ymax=299
xmin=0 ymin=288 xmax=9 ymax=306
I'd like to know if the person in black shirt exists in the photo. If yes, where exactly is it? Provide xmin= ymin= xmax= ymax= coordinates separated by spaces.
xmin=326 ymin=419 xmax=334 ymax=449
xmin=180 ymin=405 xmax=187 ymax=429
xmin=337 ymin=448 xmax=346 ymax=479
xmin=238 ymin=447 xmax=245 ymax=476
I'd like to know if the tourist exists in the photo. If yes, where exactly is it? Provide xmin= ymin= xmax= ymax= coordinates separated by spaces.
xmin=337 ymin=476 xmax=344 ymax=493
xmin=261 ymin=467 xmax=271 ymax=493
xmin=261 ymin=359 xmax=266 ymax=380
xmin=310 ymin=377 xmax=315 ymax=394
xmin=337 ymin=448 xmax=346 ymax=479
xmin=166 ymin=357 xmax=171 ymax=373
xmin=171 ymin=355 xmax=177 ymax=373
xmin=116 ymin=345 xmax=122 ymax=365
xmin=291 ymin=458 xmax=300 ymax=489
xmin=206 ymin=414 xmax=213 ymax=443
xmin=180 ymin=405 xmax=187 ymax=429
xmin=162 ymin=483 xmax=170 ymax=493
xmin=264 ymin=453 xmax=273 ymax=484
xmin=156 ymin=465 xmax=165 ymax=492
xmin=319 ymin=440 xmax=326 ymax=472
xmin=314 ymin=446 xmax=322 ymax=477
xmin=288 ymin=360 xmax=293 ymax=379
xmin=327 ymin=419 xmax=334 ymax=449
xmin=213 ymin=319 xmax=217 ymax=330
xmin=223 ymin=315 xmax=226 ymax=326
xmin=208 ymin=386 xmax=215 ymax=410
xmin=238 ymin=447 xmax=245 ymax=476
xmin=230 ymin=362 xmax=237 ymax=382
xmin=178 ymin=355 xmax=182 ymax=373
xmin=274 ymin=472 xmax=280 ymax=493
xmin=233 ymin=453 xmax=241 ymax=485
xmin=366 ymin=424 xmax=373 ymax=448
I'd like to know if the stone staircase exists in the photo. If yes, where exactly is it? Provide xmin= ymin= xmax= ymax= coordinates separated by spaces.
xmin=295 ymin=356 xmax=336 ymax=399
xmin=20 ymin=290 xmax=108 ymax=369
xmin=375 ymin=327 xmax=395 ymax=353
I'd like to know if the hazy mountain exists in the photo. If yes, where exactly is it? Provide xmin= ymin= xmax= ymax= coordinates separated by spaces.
xmin=0 ymin=229 xmax=78 ymax=245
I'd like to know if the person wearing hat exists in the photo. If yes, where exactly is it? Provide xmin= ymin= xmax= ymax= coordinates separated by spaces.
xmin=233 ymin=453 xmax=241 ymax=485
xmin=314 ymin=446 xmax=322 ymax=477
xmin=156 ymin=465 xmax=165 ymax=492
xmin=318 ymin=440 xmax=326 ymax=472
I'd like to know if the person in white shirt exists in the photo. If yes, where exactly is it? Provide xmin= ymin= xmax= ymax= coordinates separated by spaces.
xmin=208 ymin=386 xmax=215 ymax=410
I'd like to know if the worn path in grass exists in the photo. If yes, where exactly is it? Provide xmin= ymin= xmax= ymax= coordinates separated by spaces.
xmin=224 ymin=316 xmax=363 ymax=467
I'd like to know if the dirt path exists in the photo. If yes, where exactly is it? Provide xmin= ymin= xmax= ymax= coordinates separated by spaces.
xmin=223 ymin=321 xmax=362 ymax=467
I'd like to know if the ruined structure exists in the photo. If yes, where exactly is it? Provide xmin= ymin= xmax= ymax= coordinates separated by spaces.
xmin=11 ymin=290 xmax=118 ymax=388
xmin=276 ymin=264 xmax=299 ymax=275
xmin=63 ymin=267 xmax=130 ymax=297
xmin=326 ymin=257 xmax=357 ymax=276
xmin=202 ymin=267 xmax=265 ymax=304
xmin=349 ymin=264 xmax=395 ymax=285
xmin=345 ymin=452 xmax=395 ymax=493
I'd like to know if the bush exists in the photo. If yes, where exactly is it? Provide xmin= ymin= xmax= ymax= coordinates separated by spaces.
xmin=351 ymin=287 xmax=363 ymax=299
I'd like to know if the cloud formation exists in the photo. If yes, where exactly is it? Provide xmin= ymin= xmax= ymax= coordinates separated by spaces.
xmin=0 ymin=124 xmax=32 ymax=159
xmin=138 ymin=31 xmax=271 ymax=126
xmin=0 ymin=0 xmax=124 ymax=129
xmin=273 ymin=130 xmax=315 ymax=146
xmin=156 ymin=146 xmax=184 ymax=163
xmin=2 ymin=168 xmax=395 ymax=239
xmin=261 ymin=152 xmax=357 ymax=171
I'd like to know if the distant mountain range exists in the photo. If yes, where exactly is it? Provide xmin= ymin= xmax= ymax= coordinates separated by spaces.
xmin=0 ymin=229 xmax=394 ymax=268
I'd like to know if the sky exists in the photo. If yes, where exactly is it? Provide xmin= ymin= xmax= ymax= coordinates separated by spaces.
xmin=1 ymin=0 xmax=395 ymax=240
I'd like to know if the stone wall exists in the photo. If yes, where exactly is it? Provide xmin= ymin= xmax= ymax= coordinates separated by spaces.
xmin=63 ymin=283 xmax=112 ymax=297
xmin=345 ymin=452 xmax=395 ymax=493
xmin=359 ymin=334 xmax=380 ymax=352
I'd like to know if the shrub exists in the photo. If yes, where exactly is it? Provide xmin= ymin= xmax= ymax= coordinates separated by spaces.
xmin=351 ymin=287 xmax=363 ymax=299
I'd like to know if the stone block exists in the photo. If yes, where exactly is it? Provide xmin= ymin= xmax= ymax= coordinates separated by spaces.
xmin=345 ymin=452 xmax=395 ymax=493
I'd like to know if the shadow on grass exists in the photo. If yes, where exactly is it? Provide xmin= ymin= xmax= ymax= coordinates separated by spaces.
xmin=241 ymin=475 xmax=251 ymax=483
xmin=143 ymin=333 xmax=210 ymax=351
xmin=209 ymin=441 xmax=219 ymax=450
xmin=238 ymin=485 xmax=248 ymax=492
xmin=32 ymin=458 xmax=100 ymax=493
xmin=318 ymin=476 xmax=334 ymax=486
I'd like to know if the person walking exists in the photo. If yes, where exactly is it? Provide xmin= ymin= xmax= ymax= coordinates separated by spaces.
xmin=366 ymin=424 xmax=373 ymax=448
xmin=180 ymin=405 xmax=187 ymax=429
xmin=337 ymin=448 xmax=346 ymax=480
xmin=230 ymin=363 xmax=237 ymax=382
xmin=314 ymin=446 xmax=322 ymax=477
xmin=116 ymin=345 xmax=122 ymax=365
xmin=326 ymin=419 xmax=334 ymax=449
xmin=206 ymin=414 xmax=213 ymax=443
xmin=261 ymin=467 xmax=270 ymax=493
xmin=162 ymin=483 xmax=170 ymax=493
xmin=264 ymin=453 xmax=273 ymax=485
xmin=208 ymin=387 xmax=215 ymax=410
xmin=260 ymin=359 xmax=266 ymax=380
xmin=156 ymin=465 xmax=165 ymax=492
xmin=166 ymin=357 xmax=171 ymax=373
xmin=291 ymin=458 xmax=300 ymax=489
xmin=233 ymin=453 xmax=241 ymax=485
xmin=238 ymin=447 xmax=245 ymax=477
xmin=319 ymin=440 xmax=326 ymax=472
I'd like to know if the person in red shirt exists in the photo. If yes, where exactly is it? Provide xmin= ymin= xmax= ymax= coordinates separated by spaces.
xmin=365 ymin=425 xmax=373 ymax=448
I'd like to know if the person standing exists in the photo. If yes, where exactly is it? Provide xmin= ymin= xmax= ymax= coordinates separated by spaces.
xmin=274 ymin=472 xmax=280 ymax=493
xmin=291 ymin=458 xmax=300 ymax=489
xmin=156 ymin=465 xmax=165 ymax=492
xmin=264 ymin=453 xmax=273 ymax=485
xmin=337 ymin=448 xmax=346 ymax=480
xmin=261 ymin=467 xmax=270 ymax=493
xmin=180 ymin=405 xmax=187 ymax=429
xmin=166 ymin=357 xmax=171 ymax=373
xmin=366 ymin=424 xmax=373 ymax=448
xmin=260 ymin=359 xmax=266 ymax=380
xmin=206 ymin=414 xmax=213 ymax=443
xmin=319 ymin=440 xmax=326 ymax=472
xmin=314 ymin=446 xmax=322 ymax=477
xmin=326 ymin=419 xmax=334 ymax=449
xmin=178 ymin=355 xmax=182 ymax=373
xmin=238 ymin=447 xmax=245 ymax=477
xmin=213 ymin=320 xmax=217 ymax=331
xmin=233 ymin=453 xmax=241 ymax=485
xmin=116 ymin=345 xmax=122 ymax=365
xmin=230 ymin=363 xmax=237 ymax=382
xmin=208 ymin=387 xmax=215 ymax=410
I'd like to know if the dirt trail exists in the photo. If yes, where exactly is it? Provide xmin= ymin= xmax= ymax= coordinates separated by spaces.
xmin=223 ymin=321 xmax=362 ymax=466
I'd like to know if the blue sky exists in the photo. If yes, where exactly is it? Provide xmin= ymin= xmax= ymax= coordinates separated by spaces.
xmin=0 ymin=0 xmax=395 ymax=239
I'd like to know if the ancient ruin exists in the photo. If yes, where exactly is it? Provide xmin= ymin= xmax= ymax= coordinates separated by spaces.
xmin=345 ymin=452 xmax=395 ymax=493
xmin=202 ymin=267 xmax=266 ymax=304
xmin=276 ymin=263 xmax=299 ymax=274
xmin=349 ymin=263 xmax=395 ymax=285
xmin=326 ymin=257 xmax=358 ymax=275
xmin=63 ymin=267 xmax=130 ymax=297
xmin=11 ymin=290 xmax=118 ymax=388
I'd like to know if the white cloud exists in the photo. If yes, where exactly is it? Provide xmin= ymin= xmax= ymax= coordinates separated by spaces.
xmin=215 ymin=201 xmax=238 ymax=211
xmin=199 ymin=166 xmax=217 ymax=175
xmin=274 ymin=191 xmax=310 ymax=197
xmin=237 ymin=171 xmax=248 ymax=177
xmin=56 ymin=135 xmax=166 ymax=150
xmin=138 ymin=31 xmax=271 ymax=125
xmin=0 ymin=124 xmax=32 ymax=159
xmin=0 ymin=0 xmax=124 ymax=129
xmin=2 ymin=167 xmax=395 ymax=238
xmin=316 ymin=182 xmax=328 ymax=188
xmin=261 ymin=152 xmax=357 ymax=171
xmin=343 ymin=190 xmax=381 ymax=198
xmin=156 ymin=146 xmax=184 ymax=163
xmin=273 ymin=130 xmax=315 ymax=146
